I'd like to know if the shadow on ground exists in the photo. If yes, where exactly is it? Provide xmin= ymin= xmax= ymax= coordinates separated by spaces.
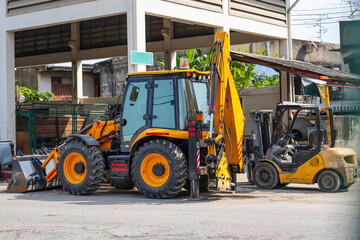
xmin=0 ymin=180 xmax=348 ymax=206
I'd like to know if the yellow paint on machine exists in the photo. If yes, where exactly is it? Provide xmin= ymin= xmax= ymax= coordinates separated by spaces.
xmin=278 ymin=155 xmax=325 ymax=184
xmin=259 ymin=155 xmax=325 ymax=184
xmin=212 ymin=32 xmax=245 ymax=170
xmin=131 ymin=128 xmax=189 ymax=152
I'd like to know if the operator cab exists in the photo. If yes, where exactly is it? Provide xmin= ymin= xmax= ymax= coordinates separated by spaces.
xmin=270 ymin=103 xmax=334 ymax=171
xmin=118 ymin=70 xmax=210 ymax=148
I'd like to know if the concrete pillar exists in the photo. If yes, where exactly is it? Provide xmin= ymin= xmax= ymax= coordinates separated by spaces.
xmin=214 ymin=0 xmax=230 ymax=34
xmin=163 ymin=19 xmax=176 ymax=70
xmin=127 ymin=0 xmax=146 ymax=73
xmin=72 ymin=60 xmax=83 ymax=100
xmin=70 ymin=23 xmax=83 ymax=100
xmin=0 ymin=31 xmax=16 ymax=142
xmin=279 ymin=39 xmax=294 ymax=103
xmin=215 ymin=26 xmax=230 ymax=34
xmin=70 ymin=22 xmax=80 ymax=60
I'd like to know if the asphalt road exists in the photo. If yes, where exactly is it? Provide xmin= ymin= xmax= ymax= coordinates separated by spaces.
xmin=0 ymin=175 xmax=359 ymax=240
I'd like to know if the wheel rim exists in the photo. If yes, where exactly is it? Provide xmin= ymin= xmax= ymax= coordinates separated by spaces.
xmin=64 ymin=152 xmax=87 ymax=184
xmin=140 ymin=153 xmax=170 ymax=187
xmin=322 ymin=175 xmax=334 ymax=189
xmin=258 ymin=169 xmax=271 ymax=184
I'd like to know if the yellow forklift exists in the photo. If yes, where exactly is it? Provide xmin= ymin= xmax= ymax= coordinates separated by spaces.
xmin=247 ymin=103 xmax=358 ymax=192
xmin=7 ymin=32 xmax=245 ymax=199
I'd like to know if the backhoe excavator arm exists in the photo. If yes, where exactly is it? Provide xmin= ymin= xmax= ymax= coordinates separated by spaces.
xmin=205 ymin=32 xmax=245 ymax=189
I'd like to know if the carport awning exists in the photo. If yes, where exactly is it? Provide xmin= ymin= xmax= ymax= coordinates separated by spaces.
xmin=230 ymin=51 xmax=360 ymax=86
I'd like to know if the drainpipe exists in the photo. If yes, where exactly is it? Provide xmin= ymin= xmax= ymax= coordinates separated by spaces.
xmin=287 ymin=0 xmax=301 ymax=60
xmin=287 ymin=0 xmax=301 ymax=102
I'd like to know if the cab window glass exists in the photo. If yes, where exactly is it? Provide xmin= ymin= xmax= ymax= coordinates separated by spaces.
xmin=192 ymin=81 xmax=210 ymax=128
xmin=152 ymin=79 xmax=175 ymax=129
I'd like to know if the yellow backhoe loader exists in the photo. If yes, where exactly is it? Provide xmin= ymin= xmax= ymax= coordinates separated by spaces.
xmin=7 ymin=32 xmax=244 ymax=199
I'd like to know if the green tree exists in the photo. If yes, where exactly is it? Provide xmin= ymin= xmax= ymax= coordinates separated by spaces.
xmin=16 ymin=79 xmax=55 ymax=103
xmin=157 ymin=49 xmax=211 ymax=71
xmin=232 ymin=47 xmax=279 ymax=89
xmin=157 ymin=47 xmax=279 ymax=88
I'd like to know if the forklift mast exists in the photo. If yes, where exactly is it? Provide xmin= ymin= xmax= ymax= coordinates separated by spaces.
xmin=250 ymin=110 xmax=273 ymax=158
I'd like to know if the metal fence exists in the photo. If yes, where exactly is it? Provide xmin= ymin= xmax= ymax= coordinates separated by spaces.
xmin=16 ymin=102 xmax=111 ymax=154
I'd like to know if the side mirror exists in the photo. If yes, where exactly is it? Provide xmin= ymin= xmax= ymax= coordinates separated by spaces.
xmin=120 ymin=118 xmax=127 ymax=126
xmin=108 ymin=103 xmax=115 ymax=111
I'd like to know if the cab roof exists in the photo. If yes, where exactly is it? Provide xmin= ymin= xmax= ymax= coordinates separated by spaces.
xmin=127 ymin=69 xmax=209 ymax=77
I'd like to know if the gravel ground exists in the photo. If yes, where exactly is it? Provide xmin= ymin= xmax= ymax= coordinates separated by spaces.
xmin=0 ymin=175 xmax=359 ymax=240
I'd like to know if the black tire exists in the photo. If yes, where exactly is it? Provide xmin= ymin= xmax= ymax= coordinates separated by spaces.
xmin=110 ymin=177 xmax=135 ymax=190
xmin=58 ymin=139 xmax=105 ymax=195
xmin=184 ymin=175 xmax=209 ymax=192
xmin=317 ymin=171 xmax=341 ymax=193
xmin=131 ymin=139 xmax=187 ymax=199
xmin=246 ymin=159 xmax=254 ymax=184
xmin=253 ymin=162 xmax=279 ymax=189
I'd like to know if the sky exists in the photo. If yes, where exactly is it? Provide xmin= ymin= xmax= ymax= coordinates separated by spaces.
xmin=290 ymin=0 xmax=359 ymax=44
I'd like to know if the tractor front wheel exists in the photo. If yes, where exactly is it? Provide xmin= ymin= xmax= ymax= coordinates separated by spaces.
xmin=131 ymin=139 xmax=187 ymax=199
xmin=58 ymin=139 xmax=105 ymax=195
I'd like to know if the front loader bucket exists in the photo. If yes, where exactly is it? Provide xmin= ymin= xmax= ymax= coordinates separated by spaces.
xmin=6 ymin=155 xmax=61 ymax=193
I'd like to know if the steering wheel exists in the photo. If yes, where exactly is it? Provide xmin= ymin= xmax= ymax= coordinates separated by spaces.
xmin=283 ymin=130 xmax=295 ymax=145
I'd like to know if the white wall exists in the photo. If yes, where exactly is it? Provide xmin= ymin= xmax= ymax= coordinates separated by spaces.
xmin=83 ymin=72 xmax=94 ymax=98
xmin=238 ymin=86 xmax=280 ymax=134
xmin=38 ymin=72 xmax=52 ymax=92
xmin=38 ymin=71 xmax=94 ymax=97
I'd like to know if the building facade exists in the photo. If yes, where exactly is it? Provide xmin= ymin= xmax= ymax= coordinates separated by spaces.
xmin=1 ymin=0 xmax=289 ymax=143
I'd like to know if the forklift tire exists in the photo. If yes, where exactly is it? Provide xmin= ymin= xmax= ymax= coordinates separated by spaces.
xmin=58 ymin=139 xmax=105 ymax=195
xmin=253 ymin=162 xmax=279 ymax=189
xmin=131 ymin=139 xmax=187 ymax=199
xmin=110 ymin=178 xmax=135 ymax=190
xmin=317 ymin=170 xmax=341 ymax=193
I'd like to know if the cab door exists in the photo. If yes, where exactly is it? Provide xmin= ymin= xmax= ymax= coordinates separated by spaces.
xmin=121 ymin=79 xmax=150 ymax=142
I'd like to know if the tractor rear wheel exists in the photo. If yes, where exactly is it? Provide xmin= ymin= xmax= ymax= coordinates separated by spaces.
xmin=253 ymin=162 xmax=279 ymax=189
xmin=317 ymin=170 xmax=340 ymax=192
xmin=58 ymin=139 xmax=105 ymax=195
xmin=131 ymin=139 xmax=187 ymax=199
xmin=110 ymin=177 xmax=135 ymax=190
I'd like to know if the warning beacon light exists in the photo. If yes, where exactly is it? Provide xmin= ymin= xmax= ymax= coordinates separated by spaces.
xmin=180 ymin=58 xmax=190 ymax=69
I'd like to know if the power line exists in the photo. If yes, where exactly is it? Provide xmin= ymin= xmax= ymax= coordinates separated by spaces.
xmin=292 ymin=15 xmax=357 ymax=21
xmin=292 ymin=6 xmax=351 ymax=12
xmin=293 ymin=11 xmax=352 ymax=16
xmin=292 ymin=21 xmax=354 ymax=25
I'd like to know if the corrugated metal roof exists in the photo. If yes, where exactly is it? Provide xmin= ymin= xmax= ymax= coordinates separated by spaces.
xmin=230 ymin=51 xmax=360 ymax=86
